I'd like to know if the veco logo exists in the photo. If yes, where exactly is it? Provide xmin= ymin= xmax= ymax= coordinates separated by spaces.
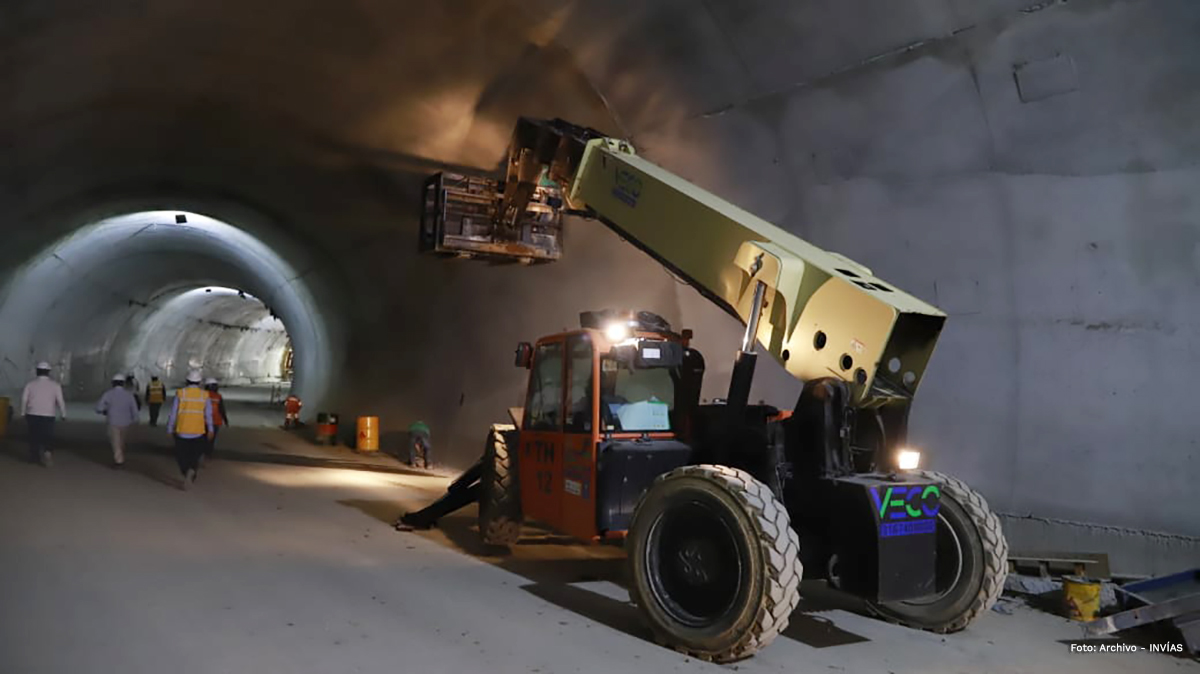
xmin=872 ymin=485 xmax=940 ymax=538
xmin=612 ymin=167 xmax=643 ymax=207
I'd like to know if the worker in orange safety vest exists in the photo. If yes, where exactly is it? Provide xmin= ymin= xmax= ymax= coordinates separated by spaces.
xmin=284 ymin=394 xmax=302 ymax=429
xmin=204 ymin=378 xmax=229 ymax=461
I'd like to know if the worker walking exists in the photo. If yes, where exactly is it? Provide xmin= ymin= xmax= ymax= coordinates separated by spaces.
xmin=283 ymin=393 xmax=302 ymax=429
xmin=167 ymin=370 xmax=213 ymax=491
xmin=204 ymin=378 xmax=229 ymax=461
xmin=408 ymin=420 xmax=433 ymax=469
xmin=125 ymin=373 xmax=142 ymax=411
xmin=96 ymin=374 xmax=139 ymax=467
xmin=20 ymin=362 xmax=67 ymax=467
xmin=145 ymin=376 xmax=166 ymax=426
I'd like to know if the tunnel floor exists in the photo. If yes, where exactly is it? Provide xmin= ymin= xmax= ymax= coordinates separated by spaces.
xmin=0 ymin=421 xmax=1193 ymax=674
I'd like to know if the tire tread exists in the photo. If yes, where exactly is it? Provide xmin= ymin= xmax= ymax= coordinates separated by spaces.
xmin=630 ymin=464 xmax=803 ymax=662
xmin=479 ymin=424 xmax=522 ymax=546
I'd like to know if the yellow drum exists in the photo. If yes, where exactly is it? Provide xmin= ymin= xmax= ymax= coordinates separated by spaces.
xmin=1063 ymin=576 xmax=1101 ymax=621
xmin=0 ymin=396 xmax=9 ymax=438
xmin=357 ymin=416 xmax=379 ymax=452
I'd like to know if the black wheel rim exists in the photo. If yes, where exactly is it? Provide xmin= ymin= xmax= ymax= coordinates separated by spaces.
xmin=644 ymin=498 xmax=746 ymax=628
xmin=904 ymin=511 xmax=965 ymax=606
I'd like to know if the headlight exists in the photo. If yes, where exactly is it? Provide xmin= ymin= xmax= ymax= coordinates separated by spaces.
xmin=896 ymin=449 xmax=921 ymax=471
xmin=604 ymin=322 xmax=631 ymax=342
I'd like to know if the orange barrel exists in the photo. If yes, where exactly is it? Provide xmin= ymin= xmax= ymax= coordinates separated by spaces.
xmin=315 ymin=412 xmax=339 ymax=445
xmin=357 ymin=416 xmax=379 ymax=452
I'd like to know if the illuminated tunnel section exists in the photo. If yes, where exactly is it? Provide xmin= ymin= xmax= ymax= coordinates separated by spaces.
xmin=118 ymin=287 xmax=291 ymax=387
xmin=0 ymin=210 xmax=339 ymax=405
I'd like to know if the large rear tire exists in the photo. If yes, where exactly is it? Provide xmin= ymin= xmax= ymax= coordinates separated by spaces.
xmin=870 ymin=470 xmax=1008 ymax=632
xmin=627 ymin=465 xmax=802 ymax=663
xmin=478 ymin=424 xmax=522 ymax=547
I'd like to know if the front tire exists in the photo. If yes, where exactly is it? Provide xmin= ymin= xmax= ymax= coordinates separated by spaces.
xmin=870 ymin=470 xmax=1008 ymax=632
xmin=478 ymin=424 xmax=522 ymax=546
xmin=627 ymin=465 xmax=802 ymax=662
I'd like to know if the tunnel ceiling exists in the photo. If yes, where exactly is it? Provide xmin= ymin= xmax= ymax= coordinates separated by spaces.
xmin=4 ymin=0 xmax=1194 ymax=280
xmin=0 ymin=0 xmax=1078 ymax=239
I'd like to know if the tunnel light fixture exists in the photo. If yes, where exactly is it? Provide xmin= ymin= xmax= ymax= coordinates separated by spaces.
xmin=896 ymin=449 xmax=921 ymax=471
xmin=135 ymin=210 xmax=229 ymax=234
xmin=177 ymin=286 xmax=256 ymax=301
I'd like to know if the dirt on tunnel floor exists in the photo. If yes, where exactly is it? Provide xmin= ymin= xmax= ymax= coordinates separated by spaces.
xmin=0 ymin=418 xmax=1195 ymax=674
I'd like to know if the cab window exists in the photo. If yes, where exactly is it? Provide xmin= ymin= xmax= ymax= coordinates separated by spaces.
xmin=599 ymin=357 xmax=675 ymax=432
xmin=524 ymin=342 xmax=564 ymax=431
xmin=565 ymin=334 xmax=594 ymax=433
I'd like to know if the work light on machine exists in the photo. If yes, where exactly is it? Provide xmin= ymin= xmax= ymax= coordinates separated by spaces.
xmin=604 ymin=321 xmax=632 ymax=342
xmin=896 ymin=449 xmax=921 ymax=471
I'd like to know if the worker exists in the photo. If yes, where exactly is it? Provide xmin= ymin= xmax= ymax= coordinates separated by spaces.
xmin=167 ymin=370 xmax=213 ymax=491
xmin=204 ymin=378 xmax=229 ymax=460
xmin=408 ymin=420 xmax=432 ymax=469
xmin=20 ymin=361 xmax=66 ymax=467
xmin=125 ymin=372 xmax=142 ymax=411
xmin=95 ymin=374 xmax=139 ymax=468
xmin=283 ymin=393 xmax=302 ymax=429
xmin=145 ymin=376 xmax=166 ymax=426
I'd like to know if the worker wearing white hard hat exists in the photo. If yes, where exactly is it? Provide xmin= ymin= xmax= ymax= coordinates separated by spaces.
xmin=96 ymin=374 xmax=139 ymax=467
xmin=203 ymin=377 xmax=229 ymax=461
xmin=20 ymin=361 xmax=66 ymax=467
xmin=166 ymin=369 xmax=214 ymax=490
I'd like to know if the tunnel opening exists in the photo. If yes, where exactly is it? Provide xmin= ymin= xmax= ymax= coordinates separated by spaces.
xmin=116 ymin=285 xmax=294 ymax=393
xmin=0 ymin=209 xmax=339 ymax=412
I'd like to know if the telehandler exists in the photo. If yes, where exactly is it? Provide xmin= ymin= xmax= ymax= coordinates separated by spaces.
xmin=406 ymin=118 xmax=1007 ymax=662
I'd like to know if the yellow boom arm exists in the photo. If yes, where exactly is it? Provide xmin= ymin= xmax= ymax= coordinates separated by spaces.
xmin=469 ymin=118 xmax=948 ymax=407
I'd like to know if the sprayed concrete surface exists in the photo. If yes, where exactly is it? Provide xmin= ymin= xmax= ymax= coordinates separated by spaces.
xmin=1 ymin=422 xmax=1195 ymax=674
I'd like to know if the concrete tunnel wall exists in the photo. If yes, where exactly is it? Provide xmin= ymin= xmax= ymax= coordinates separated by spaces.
xmin=583 ymin=0 xmax=1200 ymax=573
xmin=0 ymin=0 xmax=1196 ymax=574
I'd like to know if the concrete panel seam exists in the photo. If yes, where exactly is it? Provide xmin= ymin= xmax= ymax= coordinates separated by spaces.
xmin=967 ymin=62 xmax=999 ymax=171
xmin=673 ymin=0 xmax=1086 ymax=136
xmin=698 ymin=33 xmax=944 ymax=121
xmin=1019 ymin=0 xmax=1069 ymax=13
xmin=507 ymin=1 xmax=632 ymax=141
xmin=699 ymin=0 xmax=757 ymax=94
xmin=999 ymin=512 xmax=1200 ymax=543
